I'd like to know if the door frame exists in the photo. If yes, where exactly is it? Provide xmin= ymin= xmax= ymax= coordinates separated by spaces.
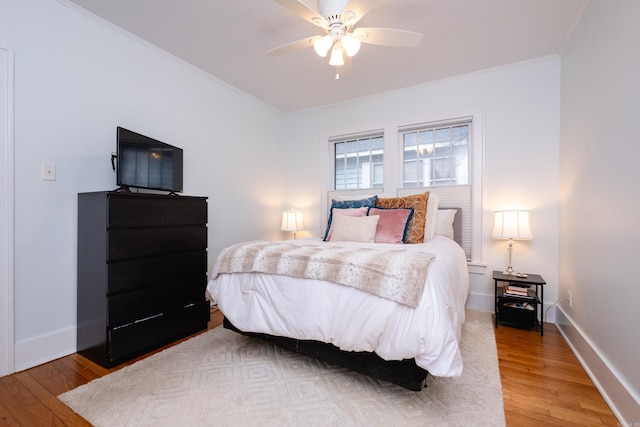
xmin=0 ymin=45 xmax=15 ymax=377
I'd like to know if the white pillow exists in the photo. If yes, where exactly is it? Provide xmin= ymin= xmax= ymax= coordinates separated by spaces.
xmin=423 ymin=192 xmax=440 ymax=241
xmin=435 ymin=209 xmax=457 ymax=240
xmin=329 ymin=214 xmax=380 ymax=243
xmin=325 ymin=207 xmax=368 ymax=240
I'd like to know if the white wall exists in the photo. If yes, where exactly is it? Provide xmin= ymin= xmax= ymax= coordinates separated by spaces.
xmin=0 ymin=0 xmax=285 ymax=372
xmin=283 ymin=57 xmax=560 ymax=316
xmin=559 ymin=0 xmax=640 ymax=421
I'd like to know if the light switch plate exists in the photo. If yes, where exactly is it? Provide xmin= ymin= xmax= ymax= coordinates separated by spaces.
xmin=42 ymin=164 xmax=56 ymax=181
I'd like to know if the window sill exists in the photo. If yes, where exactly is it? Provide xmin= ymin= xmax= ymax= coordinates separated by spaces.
xmin=467 ymin=262 xmax=487 ymax=275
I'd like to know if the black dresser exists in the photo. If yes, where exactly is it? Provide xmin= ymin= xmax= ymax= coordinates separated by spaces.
xmin=77 ymin=191 xmax=210 ymax=367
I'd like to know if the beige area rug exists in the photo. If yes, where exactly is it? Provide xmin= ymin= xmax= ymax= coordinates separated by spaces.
xmin=59 ymin=309 xmax=505 ymax=426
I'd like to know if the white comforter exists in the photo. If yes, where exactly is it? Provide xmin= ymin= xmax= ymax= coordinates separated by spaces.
xmin=206 ymin=235 xmax=470 ymax=377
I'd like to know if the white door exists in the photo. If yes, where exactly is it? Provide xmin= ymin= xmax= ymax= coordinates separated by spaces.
xmin=0 ymin=46 xmax=15 ymax=377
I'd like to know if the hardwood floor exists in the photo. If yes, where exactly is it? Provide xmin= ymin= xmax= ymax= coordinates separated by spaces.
xmin=494 ymin=320 xmax=618 ymax=426
xmin=0 ymin=310 xmax=618 ymax=426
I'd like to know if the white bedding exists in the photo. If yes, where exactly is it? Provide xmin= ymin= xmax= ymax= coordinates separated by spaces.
xmin=206 ymin=235 xmax=470 ymax=377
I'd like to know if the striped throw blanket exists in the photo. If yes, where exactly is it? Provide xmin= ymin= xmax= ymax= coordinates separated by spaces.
xmin=211 ymin=240 xmax=435 ymax=308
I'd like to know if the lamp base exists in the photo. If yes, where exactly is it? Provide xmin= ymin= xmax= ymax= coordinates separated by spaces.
xmin=502 ymin=267 xmax=516 ymax=275
xmin=503 ymin=240 xmax=515 ymax=275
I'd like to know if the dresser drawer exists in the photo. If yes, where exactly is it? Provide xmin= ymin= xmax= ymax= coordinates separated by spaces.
xmin=108 ymin=275 xmax=206 ymax=327
xmin=108 ymin=195 xmax=207 ymax=228
xmin=107 ymin=299 xmax=210 ymax=364
xmin=108 ymin=226 xmax=206 ymax=261
xmin=108 ymin=251 xmax=206 ymax=294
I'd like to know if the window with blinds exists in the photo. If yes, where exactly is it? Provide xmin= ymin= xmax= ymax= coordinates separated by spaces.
xmin=399 ymin=118 xmax=473 ymax=259
xmin=332 ymin=132 xmax=384 ymax=190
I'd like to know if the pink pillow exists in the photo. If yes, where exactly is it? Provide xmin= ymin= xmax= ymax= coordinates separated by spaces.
xmin=368 ymin=207 xmax=414 ymax=244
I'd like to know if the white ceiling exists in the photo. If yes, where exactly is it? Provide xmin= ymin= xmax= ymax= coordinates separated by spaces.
xmin=64 ymin=0 xmax=587 ymax=112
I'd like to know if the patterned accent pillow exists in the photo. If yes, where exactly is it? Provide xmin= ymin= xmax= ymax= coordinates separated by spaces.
xmin=324 ymin=207 xmax=368 ymax=241
xmin=367 ymin=207 xmax=414 ymax=244
xmin=323 ymin=196 xmax=378 ymax=241
xmin=375 ymin=192 xmax=429 ymax=244
xmin=328 ymin=214 xmax=380 ymax=243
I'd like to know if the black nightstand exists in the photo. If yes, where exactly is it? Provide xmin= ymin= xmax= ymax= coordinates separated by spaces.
xmin=493 ymin=270 xmax=546 ymax=336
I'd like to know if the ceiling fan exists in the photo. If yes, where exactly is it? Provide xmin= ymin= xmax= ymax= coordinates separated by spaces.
xmin=267 ymin=0 xmax=423 ymax=73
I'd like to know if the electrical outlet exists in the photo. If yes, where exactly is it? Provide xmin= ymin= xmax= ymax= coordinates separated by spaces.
xmin=568 ymin=290 xmax=573 ymax=308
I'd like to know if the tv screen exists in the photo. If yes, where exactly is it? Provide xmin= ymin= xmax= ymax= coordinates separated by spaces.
xmin=116 ymin=127 xmax=183 ymax=193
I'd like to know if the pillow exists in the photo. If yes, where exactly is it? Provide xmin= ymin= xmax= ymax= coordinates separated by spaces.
xmin=330 ymin=195 xmax=377 ymax=209
xmin=435 ymin=209 xmax=457 ymax=240
xmin=328 ymin=214 xmax=380 ymax=243
xmin=367 ymin=207 xmax=414 ymax=244
xmin=324 ymin=207 xmax=368 ymax=241
xmin=323 ymin=196 xmax=378 ymax=241
xmin=375 ymin=192 xmax=429 ymax=244
xmin=334 ymin=193 xmax=392 ymax=201
xmin=423 ymin=192 xmax=440 ymax=241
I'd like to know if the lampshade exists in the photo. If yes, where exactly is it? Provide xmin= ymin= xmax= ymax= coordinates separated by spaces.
xmin=341 ymin=34 xmax=361 ymax=57
xmin=329 ymin=46 xmax=344 ymax=66
xmin=281 ymin=209 xmax=305 ymax=239
xmin=491 ymin=210 xmax=532 ymax=240
xmin=313 ymin=35 xmax=333 ymax=57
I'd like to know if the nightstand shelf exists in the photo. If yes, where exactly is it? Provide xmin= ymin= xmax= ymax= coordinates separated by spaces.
xmin=493 ymin=270 xmax=546 ymax=336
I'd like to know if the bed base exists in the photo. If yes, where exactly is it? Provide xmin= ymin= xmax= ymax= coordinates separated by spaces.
xmin=223 ymin=317 xmax=428 ymax=391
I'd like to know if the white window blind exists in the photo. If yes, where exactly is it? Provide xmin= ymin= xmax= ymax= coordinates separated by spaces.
xmin=398 ymin=186 xmax=472 ymax=260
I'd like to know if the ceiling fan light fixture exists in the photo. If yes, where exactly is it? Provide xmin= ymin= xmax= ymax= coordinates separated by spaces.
xmin=341 ymin=33 xmax=361 ymax=57
xmin=329 ymin=46 xmax=344 ymax=66
xmin=268 ymin=0 xmax=424 ymax=75
xmin=313 ymin=34 xmax=333 ymax=57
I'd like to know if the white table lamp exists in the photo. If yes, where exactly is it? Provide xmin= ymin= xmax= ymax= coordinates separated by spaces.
xmin=281 ymin=209 xmax=305 ymax=239
xmin=491 ymin=210 xmax=532 ymax=275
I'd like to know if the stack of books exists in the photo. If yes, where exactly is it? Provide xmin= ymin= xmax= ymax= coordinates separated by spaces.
xmin=504 ymin=283 xmax=532 ymax=298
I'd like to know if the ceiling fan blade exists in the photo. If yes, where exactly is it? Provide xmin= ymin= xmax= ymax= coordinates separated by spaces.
xmin=272 ymin=0 xmax=328 ymax=28
xmin=266 ymin=36 xmax=321 ymax=56
xmin=342 ymin=0 xmax=377 ymax=26
xmin=353 ymin=27 xmax=423 ymax=47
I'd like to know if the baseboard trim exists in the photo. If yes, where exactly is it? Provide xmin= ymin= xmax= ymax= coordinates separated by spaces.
xmin=14 ymin=326 xmax=75 ymax=372
xmin=465 ymin=291 xmax=494 ymax=313
xmin=556 ymin=306 xmax=640 ymax=425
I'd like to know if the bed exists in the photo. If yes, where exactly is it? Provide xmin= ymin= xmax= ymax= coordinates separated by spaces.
xmin=206 ymin=192 xmax=469 ymax=390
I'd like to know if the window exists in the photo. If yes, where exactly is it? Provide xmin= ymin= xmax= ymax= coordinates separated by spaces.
xmin=401 ymin=120 xmax=470 ymax=187
xmin=333 ymin=133 xmax=384 ymax=190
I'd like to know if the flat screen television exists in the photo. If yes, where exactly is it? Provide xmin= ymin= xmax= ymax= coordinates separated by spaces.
xmin=115 ymin=127 xmax=183 ymax=193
